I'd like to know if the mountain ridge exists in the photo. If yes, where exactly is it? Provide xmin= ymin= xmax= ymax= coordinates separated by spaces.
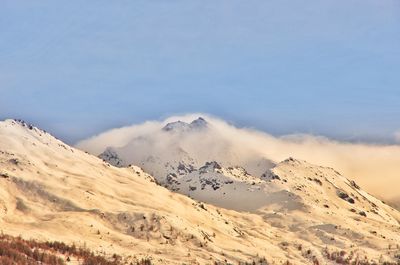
xmin=1 ymin=119 xmax=400 ymax=264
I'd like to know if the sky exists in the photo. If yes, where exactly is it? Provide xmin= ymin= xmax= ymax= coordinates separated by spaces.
xmin=0 ymin=0 xmax=399 ymax=144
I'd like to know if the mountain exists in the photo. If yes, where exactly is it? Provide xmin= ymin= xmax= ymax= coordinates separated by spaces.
xmin=77 ymin=114 xmax=400 ymax=210
xmin=97 ymin=117 xmax=275 ymax=181
xmin=1 ymin=119 xmax=400 ymax=264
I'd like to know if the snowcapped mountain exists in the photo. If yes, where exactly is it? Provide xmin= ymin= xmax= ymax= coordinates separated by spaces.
xmin=97 ymin=117 xmax=274 ymax=182
xmin=95 ymin=117 xmax=400 ymax=222
xmin=2 ymin=119 xmax=400 ymax=264
xmin=0 ymin=119 xmax=275 ymax=264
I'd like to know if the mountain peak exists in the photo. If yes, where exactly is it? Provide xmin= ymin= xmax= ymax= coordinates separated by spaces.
xmin=190 ymin=117 xmax=208 ymax=129
xmin=1 ymin=119 xmax=49 ymax=138
xmin=199 ymin=161 xmax=222 ymax=173
xmin=279 ymin=157 xmax=307 ymax=165
xmin=3 ymin=119 xmax=35 ymax=130
xmin=162 ymin=117 xmax=208 ymax=133
xmin=162 ymin=120 xmax=190 ymax=132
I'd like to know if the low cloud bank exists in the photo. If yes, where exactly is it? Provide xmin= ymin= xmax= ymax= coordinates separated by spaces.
xmin=76 ymin=113 xmax=400 ymax=204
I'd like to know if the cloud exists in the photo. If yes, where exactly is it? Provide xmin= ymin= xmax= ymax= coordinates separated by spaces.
xmin=76 ymin=113 xmax=400 ymax=204
xmin=394 ymin=130 xmax=400 ymax=144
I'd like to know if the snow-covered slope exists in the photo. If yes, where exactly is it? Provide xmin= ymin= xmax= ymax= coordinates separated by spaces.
xmin=0 ymin=119 xmax=277 ymax=264
xmin=1 ymin=119 xmax=400 ymax=264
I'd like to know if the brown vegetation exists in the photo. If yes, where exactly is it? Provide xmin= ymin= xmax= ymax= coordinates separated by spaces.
xmin=323 ymin=248 xmax=400 ymax=265
xmin=0 ymin=233 xmax=152 ymax=265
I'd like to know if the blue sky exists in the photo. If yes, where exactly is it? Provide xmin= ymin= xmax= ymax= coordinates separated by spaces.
xmin=1 ymin=0 xmax=399 ymax=144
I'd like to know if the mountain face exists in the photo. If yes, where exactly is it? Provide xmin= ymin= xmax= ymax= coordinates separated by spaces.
xmin=1 ymin=119 xmax=400 ymax=264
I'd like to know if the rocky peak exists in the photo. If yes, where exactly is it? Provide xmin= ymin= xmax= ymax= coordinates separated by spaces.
xmin=99 ymin=147 xmax=124 ymax=167
xmin=162 ymin=117 xmax=208 ymax=133
xmin=199 ymin=161 xmax=222 ymax=173
xmin=162 ymin=121 xmax=191 ymax=132
xmin=190 ymin=117 xmax=208 ymax=129
xmin=3 ymin=119 xmax=48 ymax=135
